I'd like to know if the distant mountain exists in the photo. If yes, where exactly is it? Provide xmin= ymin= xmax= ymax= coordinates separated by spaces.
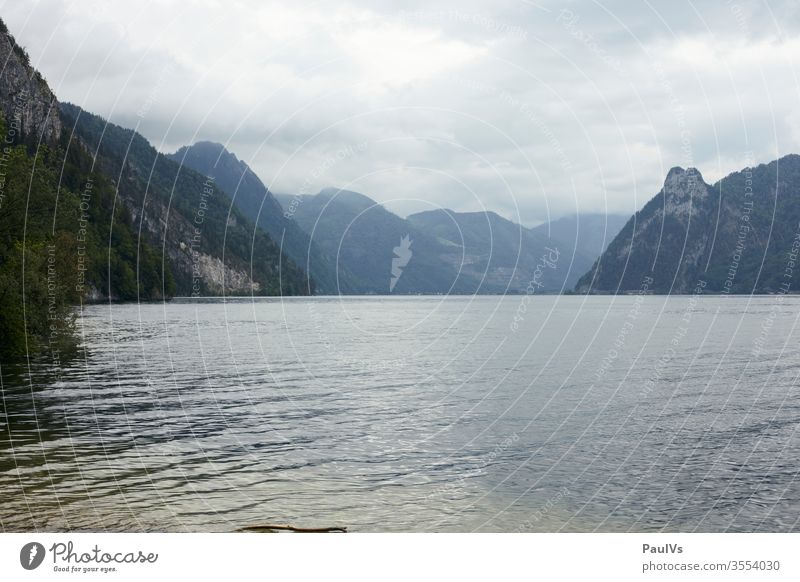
xmin=275 ymin=189 xmax=626 ymax=294
xmin=529 ymin=213 xmax=629 ymax=258
xmin=407 ymin=209 xmax=600 ymax=292
xmin=277 ymin=188 xmax=463 ymax=293
xmin=166 ymin=142 xmax=343 ymax=293
xmin=575 ymin=157 xmax=800 ymax=293
xmin=60 ymin=104 xmax=311 ymax=296
xmin=166 ymin=149 xmax=631 ymax=296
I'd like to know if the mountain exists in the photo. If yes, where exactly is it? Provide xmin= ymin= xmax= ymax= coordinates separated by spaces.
xmin=275 ymin=189 xmax=624 ymax=294
xmin=1 ymin=19 xmax=177 ymax=352
xmin=166 ymin=142 xmax=342 ymax=293
xmin=277 ymin=188 xmax=463 ymax=293
xmin=575 ymin=156 xmax=800 ymax=294
xmin=407 ymin=209 xmax=599 ymax=292
xmin=529 ymin=213 xmax=630 ymax=258
xmin=60 ymin=104 xmax=311 ymax=297
xmin=2 ymin=16 xmax=315 ymax=353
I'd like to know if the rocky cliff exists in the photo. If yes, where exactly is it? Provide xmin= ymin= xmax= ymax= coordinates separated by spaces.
xmin=0 ymin=20 xmax=61 ymax=144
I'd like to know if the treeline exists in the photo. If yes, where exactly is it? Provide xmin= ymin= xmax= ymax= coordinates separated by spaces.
xmin=0 ymin=114 xmax=173 ymax=355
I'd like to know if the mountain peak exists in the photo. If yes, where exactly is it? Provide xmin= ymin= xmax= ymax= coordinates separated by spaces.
xmin=176 ymin=140 xmax=228 ymax=156
xmin=666 ymin=166 xmax=685 ymax=178
xmin=316 ymin=187 xmax=379 ymax=211
xmin=575 ymin=156 xmax=792 ymax=294
xmin=663 ymin=165 xmax=706 ymax=202
xmin=665 ymin=165 xmax=702 ymax=182
xmin=171 ymin=141 xmax=248 ymax=170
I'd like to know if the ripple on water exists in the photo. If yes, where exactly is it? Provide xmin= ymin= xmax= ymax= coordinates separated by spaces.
xmin=3 ymin=296 xmax=800 ymax=531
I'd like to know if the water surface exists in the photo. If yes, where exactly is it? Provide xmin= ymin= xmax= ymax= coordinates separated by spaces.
xmin=2 ymin=295 xmax=799 ymax=532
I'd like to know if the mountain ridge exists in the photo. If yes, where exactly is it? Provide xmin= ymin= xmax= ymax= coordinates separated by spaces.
xmin=576 ymin=155 xmax=800 ymax=294
xmin=166 ymin=141 xmax=344 ymax=293
xmin=61 ymin=106 xmax=311 ymax=296
xmin=273 ymin=189 xmax=628 ymax=294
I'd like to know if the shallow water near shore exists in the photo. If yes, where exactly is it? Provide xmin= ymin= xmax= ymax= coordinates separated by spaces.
xmin=2 ymin=295 xmax=799 ymax=532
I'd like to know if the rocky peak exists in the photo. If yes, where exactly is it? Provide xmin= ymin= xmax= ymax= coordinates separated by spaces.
xmin=663 ymin=166 xmax=706 ymax=202
xmin=0 ymin=19 xmax=62 ymax=144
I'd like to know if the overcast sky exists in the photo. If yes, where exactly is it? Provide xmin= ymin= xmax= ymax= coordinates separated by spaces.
xmin=3 ymin=0 xmax=800 ymax=225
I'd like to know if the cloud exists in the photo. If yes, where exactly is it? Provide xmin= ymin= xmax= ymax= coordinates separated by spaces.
xmin=2 ymin=0 xmax=799 ymax=225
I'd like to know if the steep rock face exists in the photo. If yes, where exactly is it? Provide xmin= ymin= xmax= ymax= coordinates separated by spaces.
xmin=190 ymin=252 xmax=261 ymax=294
xmin=128 ymin=192 xmax=260 ymax=296
xmin=663 ymin=166 xmax=710 ymax=218
xmin=0 ymin=21 xmax=61 ymax=143
xmin=576 ymin=156 xmax=800 ymax=294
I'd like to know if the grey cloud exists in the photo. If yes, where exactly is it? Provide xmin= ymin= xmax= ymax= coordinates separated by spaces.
xmin=2 ymin=0 xmax=799 ymax=226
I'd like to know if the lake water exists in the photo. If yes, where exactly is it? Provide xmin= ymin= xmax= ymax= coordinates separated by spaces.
xmin=2 ymin=295 xmax=800 ymax=532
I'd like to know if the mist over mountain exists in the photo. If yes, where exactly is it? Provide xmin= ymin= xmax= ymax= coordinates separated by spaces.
xmin=1 ymin=9 xmax=629 ymax=316
xmin=9 ymin=9 xmax=798 ymax=310
xmin=529 ymin=214 xmax=630 ymax=259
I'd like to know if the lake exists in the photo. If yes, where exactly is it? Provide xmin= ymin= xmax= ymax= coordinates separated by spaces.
xmin=2 ymin=295 xmax=799 ymax=532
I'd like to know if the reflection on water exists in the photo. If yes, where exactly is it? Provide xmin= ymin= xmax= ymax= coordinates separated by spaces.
xmin=2 ymin=296 xmax=800 ymax=532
